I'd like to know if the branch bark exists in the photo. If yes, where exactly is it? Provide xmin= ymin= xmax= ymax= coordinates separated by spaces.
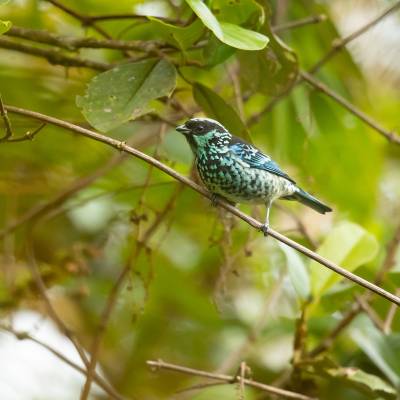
xmin=147 ymin=359 xmax=317 ymax=400
xmin=300 ymin=71 xmax=400 ymax=145
xmin=4 ymin=104 xmax=400 ymax=307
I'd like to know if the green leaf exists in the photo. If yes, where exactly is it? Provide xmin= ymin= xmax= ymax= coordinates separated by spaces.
xmin=185 ymin=0 xmax=223 ymax=38
xmin=148 ymin=18 xmax=204 ymax=51
xmin=336 ymin=369 xmax=397 ymax=400
xmin=350 ymin=315 xmax=400 ymax=387
xmin=219 ymin=22 xmax=268 ymax=51
xmin=185 ymin=0 xmax=268 ymax=51
xmin=212 ymin=0 xmax=264 ymax=26
xmin=203 ymin=36 xmax=236 ymax=67
xmin=278 ymin=242 xmax=310 ymax=301
xmin=238 ymin=3 xmax=297 ymax=96
xmin=192 ymin=82 xmax=250 ymax=141
xmin=0 ymin=20 xmax=11 ymax=35
xmin=76 ymin=59 xmax=176 ymax=132
xmin=310 ymin=221 xmax=378 ymax=300
xmin=305 ymin=356 xmax=397 ymax=400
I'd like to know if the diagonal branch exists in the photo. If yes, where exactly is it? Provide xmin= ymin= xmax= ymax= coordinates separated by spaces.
xmin=300 ymin=71 xmax=400 ymax=145
xmin=0 ymin=325 xmax=126 ymax=400
xmin=147 ymin=359 xmax=316 ymax=400
xmin=44 ymin=0 xmax=112 ymax=39
xmin=249 ymin=0 xmax=400 ymax=143
xmin=308 ymin=222 xmax=400 ymax=357
xmin=309 ymin=0 xmax=400 ymax=74
xmin=79 ymin=184 xmax=183 ymax=400
xmin=4 ymin=104 xmax=400 ymax=307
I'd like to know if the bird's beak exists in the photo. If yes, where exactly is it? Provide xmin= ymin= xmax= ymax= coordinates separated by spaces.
xmin=176 ymin=125 xmax=190 ymax=134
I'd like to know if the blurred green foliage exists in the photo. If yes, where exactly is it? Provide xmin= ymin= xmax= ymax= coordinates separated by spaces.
xmin=0 ymin=0 xmax=400 ymax=399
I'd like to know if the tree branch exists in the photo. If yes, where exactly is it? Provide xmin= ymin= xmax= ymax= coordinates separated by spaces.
xmin=308 ymin=222 xmax=400 ymax=357
xmin=44 ymin=0 xmax=112 ymax=39
xmin=0 ymin=325 xmax=126 ymax=400
xmin=300 ymin=71 xmax=400 ymax=145
xmin=4 ymin=104 xmax=400 ymax=307
xmin=6 ymin=25 xmax=163 ymax=53
xmin=272 ymin=15 xmax=327 ymax=33
xmin=146 ymin=359 xmax=317 ymax=400
xmin=249 ymin=0 xmax=400 ymax=143
xmin=79 ymin=184 xmax=183 ymax=400
xmin=0 ymin=37 xmax=110 ymax=70
xmin=0 ymin=93 xmax=13 ymax=141
xmin=309 ymin=0 xmax=400 ymax=74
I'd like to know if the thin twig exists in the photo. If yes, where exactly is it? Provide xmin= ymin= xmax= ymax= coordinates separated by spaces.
xmin=0 ymin=325 xmax=126 ymax=400
xmin=5 ymin=123 xmax=46 ymax=143
xmin=0 ymin=37 xmax=110 ymax=70
xmin=309 ymin=223 xmax=400 ymax=357
xmin=272 ymin=15 xmax=326 ymax=33
xmin=355 ymin=295 xmax=385 ymax=331
xmin=300 ymin=71 xmax=400 ymax=145
xmin=0 ymin=129 xmax=160 ymax=239
xmin=44 ymin=0 xmax=112 ymax=39
xmin=4 ymin=104 xmax=400 ymax=307
xmin=0 ymin=93 xmax=13 ymax=141
xmin=25 ymin=232 xmax=90 ymax=368
xmin=383 ymin=288 xmax=400 ymax=334
xmin=86 ymin=13 xmax=179 ymax=25
xmin=309 ymin=1 xmax=400 ymax=74
xmin=6 ymin=25 xmax=163 ymax=52
xmin=79 ymin=184 xmax=183 ymax=400
xmin=147 ymin=359 xmax=317 ymax=400
xmin=250 ymin=1 xmax=400 ymax=135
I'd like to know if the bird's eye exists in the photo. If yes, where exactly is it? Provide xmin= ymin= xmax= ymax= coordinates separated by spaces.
xmin=196 ymin=125 xmax=205 ymax=133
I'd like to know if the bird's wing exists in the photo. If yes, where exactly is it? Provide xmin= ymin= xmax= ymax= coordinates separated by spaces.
xmin=229 ymin=137 xmax=296 ymax=183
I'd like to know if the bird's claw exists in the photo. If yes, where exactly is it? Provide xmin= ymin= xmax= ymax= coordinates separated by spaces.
xmin=210 ymin=193 xmax=219 ymax=207
xmin=261 ymin=224 xmax=269 ymax=237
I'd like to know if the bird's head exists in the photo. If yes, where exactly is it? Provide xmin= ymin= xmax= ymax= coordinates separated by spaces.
xmin=176 ymin=118 xmax=230 ymax=153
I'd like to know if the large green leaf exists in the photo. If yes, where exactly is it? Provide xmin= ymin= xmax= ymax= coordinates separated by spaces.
xmin=303 ymin=356 xmax=397 ymax=400
xmin=192 ymin=82 xmax=250 ymax=141
xmin=310 ymin=221 xmax=379 ymax=300
xmin=238 ymin=3 xmax=297 ymax=96
xmin=350 ymin=315 xmax=400 ymax=387
xmin=76 ymin=59 xmax=176 ymax=132
xmin=219 ymin=22 xmax=268 ymax=51
xmin=185 ymin=0 xmax=268 ymax=51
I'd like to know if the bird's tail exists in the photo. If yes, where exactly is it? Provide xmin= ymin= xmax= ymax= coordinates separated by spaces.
xmin=290 ymin=188 xmax=332 ymax=214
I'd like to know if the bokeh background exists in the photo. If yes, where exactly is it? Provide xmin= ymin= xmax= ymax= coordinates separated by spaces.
xmin=0 ymin=0 xmax=400 ymax=399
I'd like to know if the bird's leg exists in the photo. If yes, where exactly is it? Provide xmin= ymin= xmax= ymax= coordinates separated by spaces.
xmin=210 ymin=193 xmax=220 ymax=207
xmin=261 ymin=200 xmax=272 ymax=237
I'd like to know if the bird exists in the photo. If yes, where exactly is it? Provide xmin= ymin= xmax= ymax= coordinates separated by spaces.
xmin=176 ymin=117 xmax=331 ymax=235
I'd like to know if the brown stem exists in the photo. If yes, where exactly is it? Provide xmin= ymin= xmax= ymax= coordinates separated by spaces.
xmin=79 ymin=184 xmax=183 ymax=400
xmin=0 ymin=37 xmax=110 ymax=70
xmin=6 ymin=25 xmax=163 ymax=52
xmin=4 ymin=104 xmax=400 ymax=307
xmin=0 ymin=325 xmax=126 ymax=400
xmin=272 ymin=15 xmax=327 ymax=33
xmin=147 ymin=359 xmax=317 ymax=400
xmin=300 ymin=71 xmax=400 ymax=145
xmin=309 ymin=1 xmax=400 ymax=74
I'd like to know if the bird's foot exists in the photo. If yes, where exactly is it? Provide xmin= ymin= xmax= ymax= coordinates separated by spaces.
xmin=210 ymin=193 xmax=220 ymax=207
xmin=260 ymin=223 xmax=270 ymax=237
